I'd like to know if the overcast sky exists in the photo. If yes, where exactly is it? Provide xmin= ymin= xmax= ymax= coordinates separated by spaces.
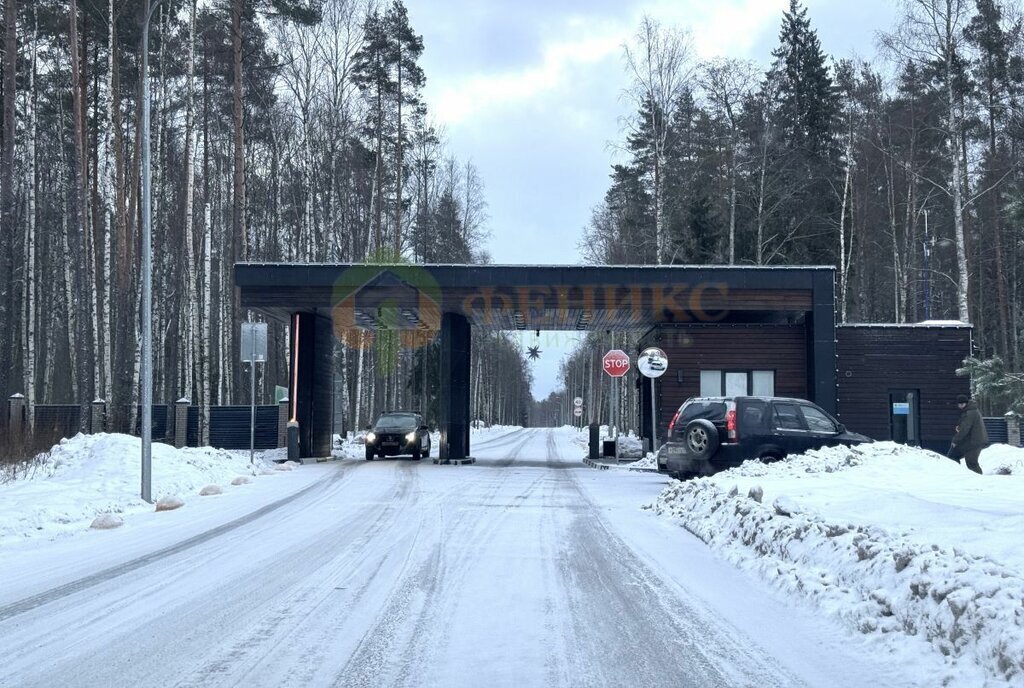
xmin=406 ymin=0 xmax=898 ymax=399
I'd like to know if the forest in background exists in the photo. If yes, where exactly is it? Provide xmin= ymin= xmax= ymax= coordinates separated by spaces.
xmin=0 ymin=0 xmax=534 ymax=442
xmin=551 ymin=0 xmax=1024 ymax=422
xmin=4 ymin=0 xmax=1024 ymax=446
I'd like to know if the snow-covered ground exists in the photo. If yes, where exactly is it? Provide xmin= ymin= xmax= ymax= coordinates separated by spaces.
xmin=2 ymin=426 xmax=1021 ymax=687
xmin=0 ymin=433 xmax=298 ymax=547
xmin=1 ymin=426 xmax=919 ymax=688
xmin=651 ymin=441 xmax=1024 ymax=687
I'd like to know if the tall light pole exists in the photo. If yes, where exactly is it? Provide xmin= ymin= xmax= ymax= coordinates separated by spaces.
xmin=140 ymin=0 xmax=164 ymax=503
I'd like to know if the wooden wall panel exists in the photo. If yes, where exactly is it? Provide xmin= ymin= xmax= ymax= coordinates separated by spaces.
xmin=837 ymin=326 xmax=970 ymax=451
xmin=639 ymin=324 xmax=808 ymax=439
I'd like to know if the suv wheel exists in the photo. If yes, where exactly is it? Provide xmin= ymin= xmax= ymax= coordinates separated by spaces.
xmin=684 ymin=419 xmax=719 ymax=460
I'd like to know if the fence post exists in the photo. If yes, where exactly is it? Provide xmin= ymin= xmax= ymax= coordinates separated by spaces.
xmin=174 ymin=398 xmax=190 ymax=449
xmin=90 ymin=398 xmax=106 ymax=434
xmin=1006 ymin=411 xmax=1021 ymax=448
xmin=8 ymin=393 xmax=27 ymax=447
xmin=278 ymin=397 xmax=289 ymax=448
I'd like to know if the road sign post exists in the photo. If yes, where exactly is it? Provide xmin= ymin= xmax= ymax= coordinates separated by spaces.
xmin=638 ymin=347 xmax=668 ymax=455
xmin=242 ymin=322 xmax=268 ymax=465
xmin=603 ymin=350 xmax=630 ymax=445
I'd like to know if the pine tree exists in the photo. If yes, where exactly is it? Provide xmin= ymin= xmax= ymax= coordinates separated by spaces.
xmin=767 ymin=0 xmax=839 ymax=264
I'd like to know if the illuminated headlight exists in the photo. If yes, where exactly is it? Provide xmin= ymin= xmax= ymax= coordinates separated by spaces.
xmin=405 ymin=431 xmax=417 ymax=442
xmin=366 ymin=432 xmax=376 ymax=443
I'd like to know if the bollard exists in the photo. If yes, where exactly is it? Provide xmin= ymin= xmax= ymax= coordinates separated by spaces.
xmin=8 ymin=393 xmax=27 ymax=448
xmin=174 ymin=398 xmax=190 ymax=448
xmin=90 ymin=398 xmax=106 ymax=434
xmin=287 ymin=420 xmax=300 ymax=461
xmin=278 ymin=397 xmax=290 ymax=448
xmin=588 ymin=423 xmax=600 ymax=461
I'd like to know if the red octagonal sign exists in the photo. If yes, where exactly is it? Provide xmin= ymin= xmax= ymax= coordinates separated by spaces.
xmin=602 ymin=349 xmax=631 ymax=378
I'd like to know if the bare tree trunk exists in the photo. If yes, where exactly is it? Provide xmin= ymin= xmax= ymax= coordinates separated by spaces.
xmin=183 ymin=0 xmax=197 ymax=401
xmin=395 ymin=49 xmax=403 ymax=255
xmin=69 ymin=0 xmax=92 ymax=413
xmin=94 ymin=0 xmax=115 ymax=403
xmin=24 ymin=11 xmax=37 ymax=419
xmin=0 ymin=0 xmax=15 ymax=400
xmin=201 ymin=203 xmax=212 ymax=443
xmin=948 ymin=72 xmax=970 ymax=324
xmin=837 ymin=136 xmax=852 ymax=323
xmin=755 ymin=144 xmax=767 ymax=265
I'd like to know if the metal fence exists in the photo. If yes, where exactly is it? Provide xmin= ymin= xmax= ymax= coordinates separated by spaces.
xmin=207 ymin=406 xmax=279 ymax=450
xmin=983 ymin=417 xmax=1009 ymax=445
xmin=31 ymin=405 xmax=83 ymax=452
xmin=6 ymin=399 xmax=285 ymax=454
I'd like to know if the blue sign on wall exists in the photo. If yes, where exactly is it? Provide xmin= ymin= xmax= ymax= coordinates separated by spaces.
xmin=892 ymin=402 xmax=910 ymax=415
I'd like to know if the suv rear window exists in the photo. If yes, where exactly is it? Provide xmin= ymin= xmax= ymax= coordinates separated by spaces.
xmin=679 ymin=400 xmax=727 ymax=423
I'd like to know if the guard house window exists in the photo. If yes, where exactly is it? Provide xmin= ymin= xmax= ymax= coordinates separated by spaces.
xmin=699 ymin=370 xmax=776 ymax=397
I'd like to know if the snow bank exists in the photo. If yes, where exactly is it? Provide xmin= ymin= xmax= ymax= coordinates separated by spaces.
xmin=625 ymin=452 xmax=658 ymax=470
xmin=982 ymin=443 xmax=1024 ymax=476
xmin=650 ymin=442 xmax=1024 ymax=686
xmin=0 ymin=433 xmax=275 ymax=546
xmin=616 ymin=433 xmax=644 ymax=459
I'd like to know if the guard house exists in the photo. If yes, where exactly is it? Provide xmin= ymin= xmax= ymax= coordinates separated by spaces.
xmin=235 ymin=263 xmax=970 ymax=459
xmin=639 ymin=321 xmax=971 ymax=453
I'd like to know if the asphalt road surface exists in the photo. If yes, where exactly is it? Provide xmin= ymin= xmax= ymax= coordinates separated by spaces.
xmin=0 ymin=428 xmax=910 ymax=688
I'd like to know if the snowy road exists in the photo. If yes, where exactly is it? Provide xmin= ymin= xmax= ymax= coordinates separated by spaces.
xmin=0 ymin=428 xmax=911 ymax=688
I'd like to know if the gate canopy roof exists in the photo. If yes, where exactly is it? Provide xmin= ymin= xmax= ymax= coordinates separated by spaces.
xmin=235 ymin=263 xmax=835 ymax=331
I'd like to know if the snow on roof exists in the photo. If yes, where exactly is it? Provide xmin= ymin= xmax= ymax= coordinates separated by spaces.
xmin=839 ymin=321 xmax=972 ymax=328
xmin=236 ymin=261 xmax=837 ymax=271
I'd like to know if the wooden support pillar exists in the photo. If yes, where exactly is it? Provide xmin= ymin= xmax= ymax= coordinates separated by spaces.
xmin=289 ymin=312 xmax=334 ymax=458
xmin=439 ymin=312 xmax=471 ymax=461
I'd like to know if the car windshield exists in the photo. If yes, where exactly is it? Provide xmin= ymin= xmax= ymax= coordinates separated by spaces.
xmin=374 ymin=413 xmax=418 ymax=430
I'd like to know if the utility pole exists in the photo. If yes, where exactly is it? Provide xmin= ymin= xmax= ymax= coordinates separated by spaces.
xmin=140 ymin=0 xmax=164 ymax=503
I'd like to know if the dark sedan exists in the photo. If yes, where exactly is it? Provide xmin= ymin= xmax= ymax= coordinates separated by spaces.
xmin=365 ymin=412 xmax=431 ymax=460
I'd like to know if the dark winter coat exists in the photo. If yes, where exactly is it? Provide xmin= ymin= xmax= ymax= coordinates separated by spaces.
xmin=952 ymin=400 xmax=988 ymax=453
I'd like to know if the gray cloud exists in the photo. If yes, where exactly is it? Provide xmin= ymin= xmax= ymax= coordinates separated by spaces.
xmin=407 ymin=0 xmax=897 ymax=399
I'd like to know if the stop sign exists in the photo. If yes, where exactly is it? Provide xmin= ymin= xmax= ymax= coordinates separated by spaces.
xmin=602 ymin=349 xmax=630 ymax=378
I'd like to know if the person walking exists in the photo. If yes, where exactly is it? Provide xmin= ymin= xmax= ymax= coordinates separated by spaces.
xmin=950 ymin=394 xmax=988 ymax=474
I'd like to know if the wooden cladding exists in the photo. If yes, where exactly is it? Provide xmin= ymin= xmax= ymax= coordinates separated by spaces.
xmin=837 ymin=326 xmax=970 ymax=449
xmin=641 ymin=324 xmax=808 ymax=433
xmin=241 ymin=284 xmax=812 ymax=330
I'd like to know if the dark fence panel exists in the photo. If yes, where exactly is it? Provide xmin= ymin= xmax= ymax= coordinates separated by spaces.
xmin=983 ymin=417 xmax=1008 ymax=445
xmin=209 ymin=406 xmax=279 ymax=450
xmin=131 ymin=405 xmax=170 ymax=440
xmin=187 ymin=406 xmax=199 ymax=447
xmin=31 ymin=405 xmax=83 ymax=452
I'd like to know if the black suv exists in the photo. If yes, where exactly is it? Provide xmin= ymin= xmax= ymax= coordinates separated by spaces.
xmin=365 ymin=412 xmax=432 ymax=460
xmin=661 ymin=396 xmax=870 ymax=479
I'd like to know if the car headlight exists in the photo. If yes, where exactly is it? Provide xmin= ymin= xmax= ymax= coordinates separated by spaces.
xmin=405 ymin=431 xmax=417 ymax=442
xmin=366 ymin=432 xmax=376 ymax=443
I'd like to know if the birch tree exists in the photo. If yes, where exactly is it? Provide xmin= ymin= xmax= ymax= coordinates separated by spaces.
xmin=883 ymin=0 xmax=975 ymax=323
xmin=623 ymin=16 xmax=694 ymax=264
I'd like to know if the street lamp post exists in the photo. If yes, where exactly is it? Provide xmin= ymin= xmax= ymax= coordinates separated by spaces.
xmin=140 ymin=0 xmax=164 ymax=503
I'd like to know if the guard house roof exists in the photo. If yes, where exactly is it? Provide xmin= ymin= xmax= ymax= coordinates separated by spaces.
xmin=235 ymin=263 xmax=836 ymax=331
